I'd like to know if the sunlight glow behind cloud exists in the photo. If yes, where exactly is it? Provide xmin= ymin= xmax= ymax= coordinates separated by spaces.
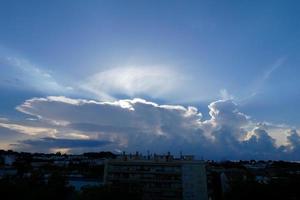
xmin=81 ymin=66 xmax=187 ymax=101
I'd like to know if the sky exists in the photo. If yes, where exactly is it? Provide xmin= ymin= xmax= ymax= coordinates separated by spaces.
xmin=0 ymin=0 xmax=300 ymax=160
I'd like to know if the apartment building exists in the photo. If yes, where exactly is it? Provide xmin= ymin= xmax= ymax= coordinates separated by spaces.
xmin=104 ymin=153 xmax=208 ymax=200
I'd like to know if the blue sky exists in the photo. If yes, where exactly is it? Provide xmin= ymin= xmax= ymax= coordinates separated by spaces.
xmin=0 ymin=1 xmax=300 ymax=159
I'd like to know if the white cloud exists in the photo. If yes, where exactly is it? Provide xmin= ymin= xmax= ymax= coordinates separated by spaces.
xmin=219 ymin=89 xmax=234 ymax=100
xmin=0 ymin=48 xmax=217 ymax=102
xmin=2 ymin=96 xmax=296 ymax=159
xmin=263 ymin=57 xmax=286 ymax=81
xmin=0 ymin=55 xmax=73 ymax=94
xmin=80 ymin=66 xmax=189 ymax=101
xmin=207 ymin=99 xmax=249 ymax=128
xmin=240 ymin=56 xmax=287 ymax=103
xmin=13 ymin=96 xmax=208 ymax=154
xmin=286 ymin=130 xmax=300 ymax=151
xmin=0 ymin=122 xmax=57 ymax=137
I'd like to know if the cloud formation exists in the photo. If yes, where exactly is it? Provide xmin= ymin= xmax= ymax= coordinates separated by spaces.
xmin=1 ymin=96 xmax=299 ymax=160
xmin=13 ymin=137 xmax=112 ymax=154
xmin=0 ymin=54 xmax=73 ymax=94
xmin=81 ymin=66 xmax=188 ymax=101
xmin=0 ymin=49 xmax=218 ymax=103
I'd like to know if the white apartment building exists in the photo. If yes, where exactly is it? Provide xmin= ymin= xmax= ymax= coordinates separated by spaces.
xmin=104 ymin=153 xmax=208 ymax=200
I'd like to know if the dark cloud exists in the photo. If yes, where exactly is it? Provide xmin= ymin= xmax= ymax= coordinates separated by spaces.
xmin=284 ymin=129 xmax=300 ymax=160
xmin=12 ymin=137 xmax=112 ymax=153
xmin=67 ymin=123 xmax=137 ymax=133
xmin=0 ymin=127 xmax=25 ymax=140
xmin=242 ymin=127 xmax=279 ymax=160
xmin=22 ymin=137 xmax=111 ymax=148
xmin=0 ymin=126 xmax=29 ymax=150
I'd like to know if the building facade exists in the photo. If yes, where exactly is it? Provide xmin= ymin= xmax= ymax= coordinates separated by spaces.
xmin=104 ymin=153 xmax=208 ymax=200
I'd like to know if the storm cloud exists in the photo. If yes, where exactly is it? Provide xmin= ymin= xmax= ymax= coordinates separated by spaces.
xmin=0 ymin=96 xmax=297 ymax=160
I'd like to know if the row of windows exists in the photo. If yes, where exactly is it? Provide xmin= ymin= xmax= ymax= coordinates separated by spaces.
xmin=108 ymin=165 xmax=181 ymax=173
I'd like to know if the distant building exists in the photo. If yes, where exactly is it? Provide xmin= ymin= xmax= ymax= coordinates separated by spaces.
xmin=0 ymin=168 xmax=17 ymax=178
xmin=104 ymin=153 xmax=208 ymax=200
xmin=2 ymin=155 xmax=16 ymax=166
xmin=67 ymin=174 xmax=103 ymax=191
